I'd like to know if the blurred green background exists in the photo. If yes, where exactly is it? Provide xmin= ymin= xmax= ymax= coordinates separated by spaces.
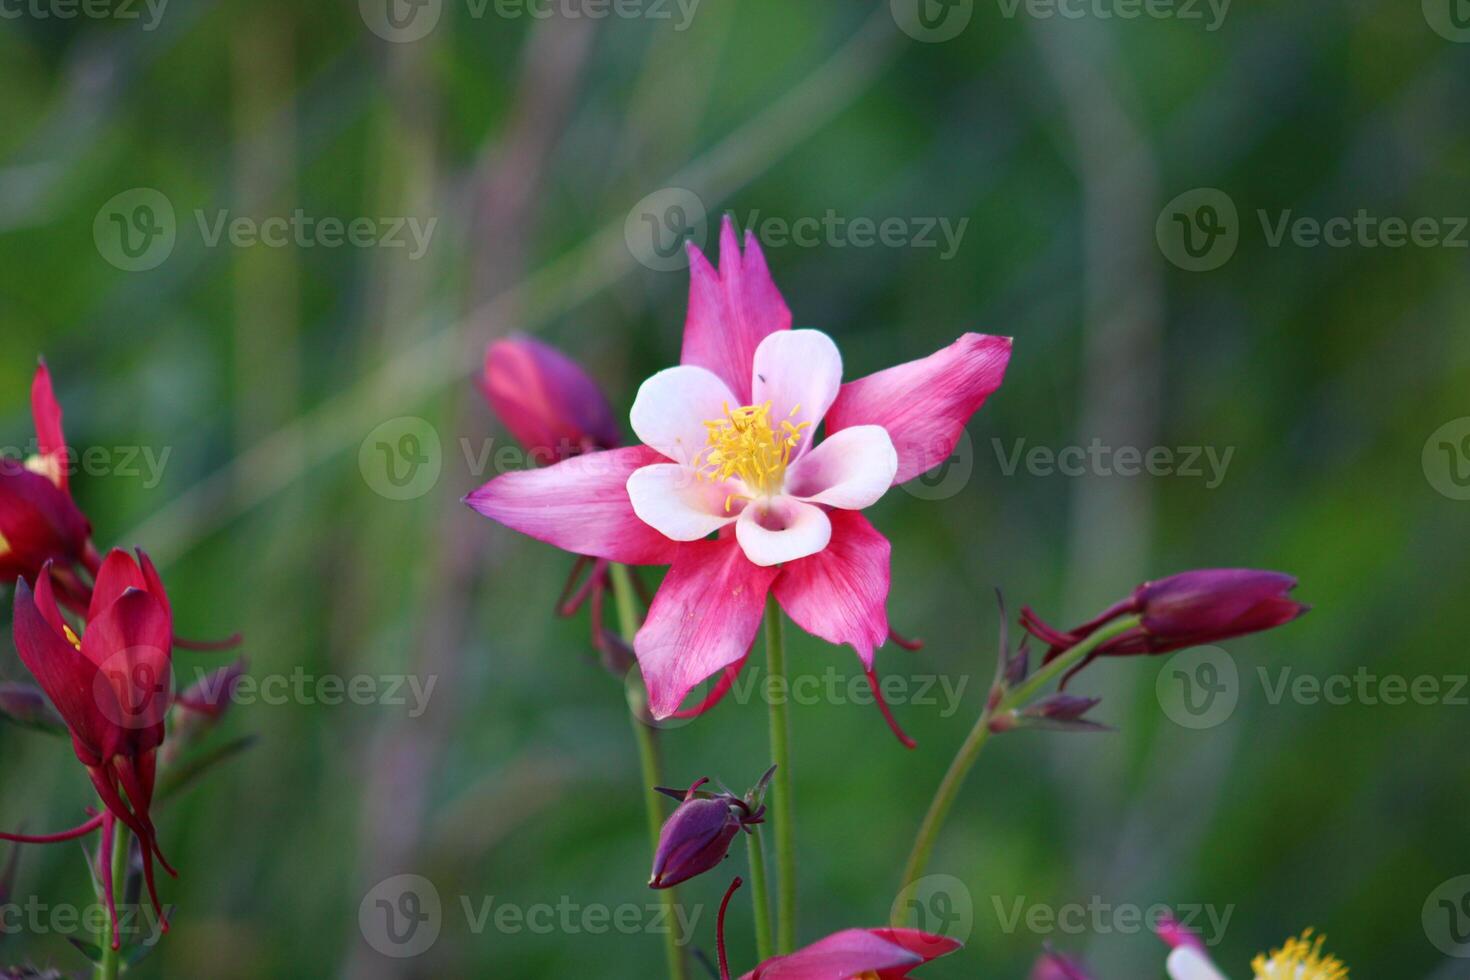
xmin=3 ymin=1 xmax=1469 ymax=976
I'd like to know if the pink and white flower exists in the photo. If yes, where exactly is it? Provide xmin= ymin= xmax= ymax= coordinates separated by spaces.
xmin=466 ymin=216 xmax=1011 ymax=722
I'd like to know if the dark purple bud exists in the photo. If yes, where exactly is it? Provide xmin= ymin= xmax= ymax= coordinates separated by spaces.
xmin=649 ymin=776 xmax=765 ymax=890
xmin=1019 ymin=694 xmax=1110 ymax=732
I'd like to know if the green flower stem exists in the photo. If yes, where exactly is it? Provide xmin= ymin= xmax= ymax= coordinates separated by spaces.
xmin=96 ymin=824 xmax=129 ymax=980
xmin=609 ymin=563 xmax=688 ymax=980
xmin=745 ymin=828 xmax=774 ymax=961
xmin=763 ymin=594 xmax=797 ymax=953
xmin=894 ymin=615 xmax=1143 ymax=909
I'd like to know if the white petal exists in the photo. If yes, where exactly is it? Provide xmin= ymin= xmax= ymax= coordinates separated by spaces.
xmin=630 ymin=365 xmax=737 ymax=467
xmin=784 ymin=425 xmax=897 ymax=509
xmin=626 ymin=464 xmax=743 ymax=541
xmin=1166 ymin=948 xmax=1229 ymax=980
xmin=735 ymin=496 xmax=832 ymax=567
xmin=750 ymin=329 xmax=842 ymax=458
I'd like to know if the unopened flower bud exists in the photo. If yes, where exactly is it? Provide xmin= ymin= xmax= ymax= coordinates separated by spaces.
xmin=649 ymin=773 xmax=767 ymax=890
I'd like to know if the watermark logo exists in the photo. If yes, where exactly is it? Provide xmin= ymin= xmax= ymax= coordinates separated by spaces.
xmin=891 ymin=875 xmax=974 ymax=951
xmin=993 ymin=896 xmax=1232 ymax=944
xmin=899 ymin=429 xmax=974 ymax=501
xmin=361 ymin=874 xmax=443 ymax=958
xmin=1156 ymin=187 xmax=1238 ymax=272
xmin=94 ymin=188 xmax=176 ymax=272
xmin=360 ymin=417 xmax=443 ymax=501
xmin=1423 ymin=418 xmax=1470 ymax=501
xmin=625 ymin=188 xmax=709 ymax=272
xmin=93 ymin=647 xmax=174 ymax=732
xmin=1156 ymin=646 xmax=1238 ymax=729
xmin=1424 ymin=875 xmax=1470 ymax=957
xmin=891 ymin=0 xmax=974 ymax=41
xmin=360 ymin=0 xmax=442 ymax=42
xmin=1424 ymin=0 xmax=1470 ymax=42
xmin=0 ymin=0 xmax=168 ymax=30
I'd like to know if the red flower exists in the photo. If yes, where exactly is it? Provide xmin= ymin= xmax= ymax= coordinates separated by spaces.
xmin=2 ymin=549 xmax=178 ymax=946
xmin=737 ymin=928 xmax=960 ymax=978
xmin=1020 ymin=568 xmax=1308 ymax=684
xmin=0 ymin=361 xmax=96 ymax=606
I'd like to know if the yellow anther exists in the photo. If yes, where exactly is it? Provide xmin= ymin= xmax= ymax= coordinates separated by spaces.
xmin=695 ymin=401 xmax=809 ymax=497
xmin=1252 ymin=930 xmax=1348 ymax=980
xmin=62 ymin=623 xmax=83 ymax=651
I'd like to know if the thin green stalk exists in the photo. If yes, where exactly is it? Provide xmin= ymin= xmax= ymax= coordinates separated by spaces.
xmin=763 ymin=595 xmax=797 ymax=953
xmin=894 ymin=615 xmax=1143 ymax=911
xmin=609 ymin=563 xmax=688 ymax=980
xmin=745 ymin=828 xmax=774 ymax=961
xmin=96 ymin=824 xmax=129 ymax=980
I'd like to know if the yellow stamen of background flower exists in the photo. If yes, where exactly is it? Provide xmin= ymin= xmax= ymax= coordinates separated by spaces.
xmin=24 ymin=453 xmax=64 ymax=490
xmin=1252 ymin=929 xmax=1347 ymax=980
xmin=0 ymin=531 xmax=9 ymax=558
xmin=696 ymin=402 xmax=809 ymax=504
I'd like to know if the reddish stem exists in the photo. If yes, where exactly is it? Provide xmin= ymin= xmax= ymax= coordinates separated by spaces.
xmin=717 ymin=876 xmax=743 ymax=980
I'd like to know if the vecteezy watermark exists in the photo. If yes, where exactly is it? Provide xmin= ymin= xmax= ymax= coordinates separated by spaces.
xmin=892 ymin=0 xmax=1226 ymax=41
xmin=360 ymin=417 xmax=443 ymax=501
xmin=1257 ymin=666 xmax=1470 ymax=709
xmin=1155 ymin=187 xmax=1239 ymax=272
xmin=991 ymin=896 xmax=1234 ymax=946
xmin=183 ymin=667 xmax=438 ymax=718
xmin=1423 ymin=418 xmax=1470 ymax=501
xmin=0 ymin=441 xmax=171 ymax=490
xmin=1156 ymin=646 xmax=1240 ymax=729
xmin=1158 ymin=187 xmax=1470 ymax=271
xmin=992 ymin=438 xmax=1235 ymax=489
xmin=0 ymin=897 xmax=172 ymax=945
xmin=629 ymin=661 xmax=972 ymax=731
xmin=93 ymin=188 xmax=437 ymax=272
xmin=360 ymin=0 xmax=700 ymax=43
xmin=358 ymin=875 xmax=703 ymax=958
xmin=992 ymin=0 xmax=1229 ymax=31
xmin=890 ymin=0 xmax=975 ymax=42
xmin=0 ymin=0 xmax=166 ymax=30
xmin=1423 ymin=0 xmax=1470 ymax=42
xmin=1424 ymin=875 xmax=1470 ymax=957
xmin=891 ymin=875 xmax=974 ymax=951
xmin=1157 ymin=649 xmax=1470 ymax=730
xmin=623 ymin=189 xmax=969 ymax=271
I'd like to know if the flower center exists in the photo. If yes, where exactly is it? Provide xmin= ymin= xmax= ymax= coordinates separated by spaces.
xmin=695 ymin=401 xmax=809 ymax=503
xmin=1251 ymin=930 xmax=1347 ymax=980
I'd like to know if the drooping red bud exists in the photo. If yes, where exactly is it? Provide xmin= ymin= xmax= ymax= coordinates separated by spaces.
xmin=1020 ymin=568 xmax=1308 ymax=684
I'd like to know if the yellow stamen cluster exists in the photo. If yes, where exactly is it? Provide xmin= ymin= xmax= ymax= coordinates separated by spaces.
xmin=1252 ymin=930 xmax=1347 ymax=980
xmin=62 ymin=623 xmax=83 ymax=651
xmin=695 ymin=401 xmax=809 ymax=506
xmin=0 ymin=531 xmax=9 ymax=559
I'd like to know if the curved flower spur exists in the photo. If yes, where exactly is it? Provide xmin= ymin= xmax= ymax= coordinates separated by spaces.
xmin=466 ymin=215 xmax=1012 ymax=737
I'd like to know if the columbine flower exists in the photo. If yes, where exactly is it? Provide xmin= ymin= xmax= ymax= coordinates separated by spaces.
xmin=1162 ymin=925 xmax=1347 ymax=980
xmin=648 ymin=769 xmax=771 ymax=889
xmin=466 ymin=217 xmax=1011 ymax=729
xmin=1 ymin=549 xmax=177 ymax=944
xmin=0 ymin=361 xmax=96 ymax=606
xmin=1020 ymin=569 xmax=1308 ymax=685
